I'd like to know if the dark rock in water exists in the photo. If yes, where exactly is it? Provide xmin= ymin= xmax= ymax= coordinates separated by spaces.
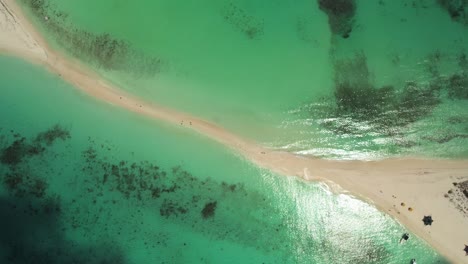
xmin=318 ymin=0 xmax=355 ymax=19
xmin=201 ymin=201 xmax=217 ymax=219
xmin=318 ymin=0 xmax=356 ymax=38
xmin=437 ymin=0 xmax=468 ymax=26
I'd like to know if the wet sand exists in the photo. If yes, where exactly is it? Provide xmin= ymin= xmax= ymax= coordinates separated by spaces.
xmin=1 ymin=0 xmax=468 ymax=262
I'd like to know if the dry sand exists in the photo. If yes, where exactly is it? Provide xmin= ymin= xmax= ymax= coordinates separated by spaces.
xmin=1 ymin=0 xmax=468 ymax=262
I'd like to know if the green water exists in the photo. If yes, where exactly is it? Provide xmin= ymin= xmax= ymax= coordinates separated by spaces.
xmin=18 ymin=0 xmax=468 ymax=160
xmin=0 ymin=56 xmax=447 ymax=263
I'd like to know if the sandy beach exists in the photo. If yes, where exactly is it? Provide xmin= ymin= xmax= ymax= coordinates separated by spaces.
xmin=1 ymin=0 xmax=468 ymax=262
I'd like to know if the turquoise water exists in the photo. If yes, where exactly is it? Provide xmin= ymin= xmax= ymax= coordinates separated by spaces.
xmin=0 ymin=56 xmax=447 ymax=263
xmin=18 ymin=0 xmax=468 ymax=160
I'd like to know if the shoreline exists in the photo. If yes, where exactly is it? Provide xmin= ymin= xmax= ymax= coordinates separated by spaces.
xmin=1 ymin=0 xmax=468 ymax=262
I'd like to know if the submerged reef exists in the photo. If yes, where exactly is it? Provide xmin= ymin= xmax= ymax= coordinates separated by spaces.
xmin=322 ymin=52 xmax=439 ymax=135
xmin=317 ymin=0 xmax=356 ymax=38
xmin=78 ymin=141 xmax=289 ymax=253
xmin=221 ymin=2 xmax=265 ymax=40
xmin=437 ymin=0 xmax=468 ymax=26
xmin=424 ymin=51 xmax=468 ymax=101
xmin=0 ymin=125 xmax=396 ymax=263
xmin=0 ymin=127 xmax=291 ymax=260
xmin=0 ymin=126 xmax=125 ymax=264
xmin=0 ymin=195 xmax=126 ymax=264
xmin=303 ymin=50 xmax=468 ymax=145
xmin=20 ymin=0 xmax=167 ymax=77
xmin=201 ymin=201 xmax=217 ymax=219
xmin=0 ymin=125 xmax=70 ymax=166
xmin=447 ymin=72 xmax=468 ymax=99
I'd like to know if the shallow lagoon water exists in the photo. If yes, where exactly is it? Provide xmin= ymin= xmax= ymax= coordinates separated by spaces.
xmin=18 ymin=0 xmax=468 ymax=160
xmin=0 ymin=56 xmax=447 ymax=263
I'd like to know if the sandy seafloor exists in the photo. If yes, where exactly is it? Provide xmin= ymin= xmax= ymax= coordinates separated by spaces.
xmin=1 ymin=0 xmax=468 ymax=263
xmin=0 ymin=54 xmax=447 ymax=263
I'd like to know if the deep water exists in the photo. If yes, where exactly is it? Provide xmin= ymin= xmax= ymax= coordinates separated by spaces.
xmin=17 ymin=0 xmax=468 ymax=160
xmin=0 ymin=56 xmax=449 ymax=263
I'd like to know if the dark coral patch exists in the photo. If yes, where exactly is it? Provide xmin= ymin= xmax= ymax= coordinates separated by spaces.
xmin=34 ymin=124 xmax=71 ymax=146
xmin=21 ymin=0 xmax=167 ymax=76
xmin=302 ymin=49 xmax=468 ymax=150
xmin=318 ymin=0 xmax=356 ymax=38
xmin=0 ymin=138 xmax=43 ymax=165
xmin=159 ymin=199 xmax=188 ymax=218
xmin=437 ymin=0 xmax=468 ymax=26
xmin=0 ymin=125 xmax=69 ymax=166
xmin=201 ymin=201 xmax=217 ymax=219
xmin=326 ymin=53 xmax=440 ymax=133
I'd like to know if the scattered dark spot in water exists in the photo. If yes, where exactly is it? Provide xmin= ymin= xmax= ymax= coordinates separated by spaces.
xmin=74 ymin=138 xmax=307 ymax=257
xmin=201 ymin=201 xmax=217 ymax=219
xmin=221 ymin=181 xmax=237 ymax=192
xmin=459 ymin=52 xmax=468 ymax=69
xmin=0 ymin=138 xmax=44 ymax=165
xmin=425 ymin=50 xmax=444 ymax=77
xmin=159 ymin=199 xmax=188 ymax=218
xmin=0 ymin=194 xmax=126 ymax=264
xmin=21 ymin=0 xmax=167 ymax=77
xmin=222 ymin=2 xmax=265 ymax=40
xmin=34 ymin=125 xmax=70 ymax=146
xmin=404 ymin=0 xmax=430 ymax=9
xmin=1 ymin=125 xmax=414 ymax=261
xmin=437 ymin=0 xmax=468 ymax=26
xmin=317 ymin=0 xmax=356 ymax=38
xmin=447 ymin=73 xmax=468 ymax=99
xmin=0 ymin=125 xmax=69 ymax=166
xmin=0 ymin=127 xmax=124 ymax=263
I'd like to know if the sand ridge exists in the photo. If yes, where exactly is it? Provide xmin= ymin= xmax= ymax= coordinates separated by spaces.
xmin=1 ymin=0 xmax=468 ymax=262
